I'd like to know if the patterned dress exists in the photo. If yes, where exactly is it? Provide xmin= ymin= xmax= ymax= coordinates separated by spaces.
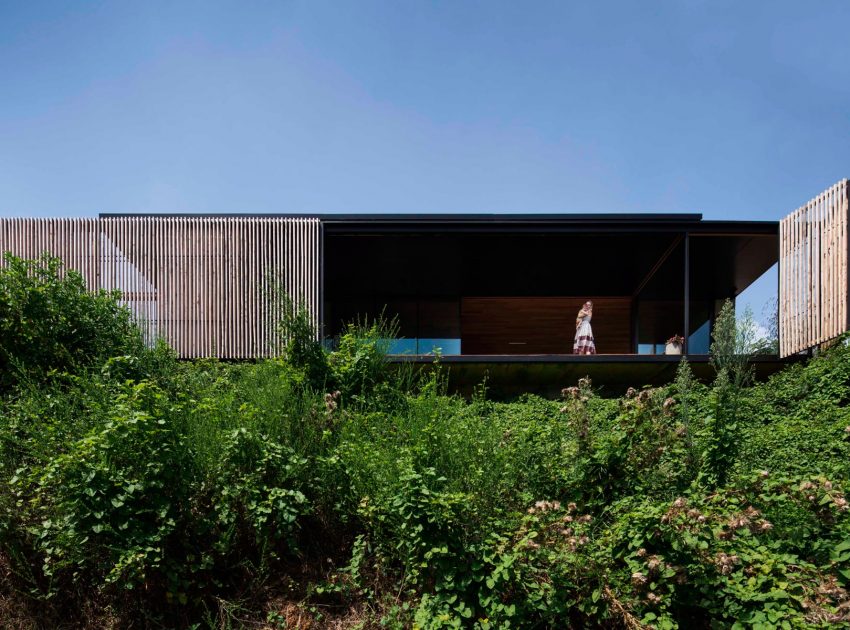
xmin=573 ymin=313 xmax=596 ymax=355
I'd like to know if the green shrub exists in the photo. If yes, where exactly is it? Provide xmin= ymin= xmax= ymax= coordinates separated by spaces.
xmin=0 ymin=254 xmax=144 ymax=392
xmin=273 ymin=292 xmax=330 ymax=390
xmin=600 ymin=484 xmax=850 ymax=628
xmin=207 ymin=427 xmax=310 ymax=567
xmin=11 ymin=380 xmax=191 ymax=597
xmin=328 ymin=316 xmax=399 ymax=405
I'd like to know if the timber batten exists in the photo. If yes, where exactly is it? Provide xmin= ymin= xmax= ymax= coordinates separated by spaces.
xmin=0 ymin=217 xmax=320 ymax=359
xmin=779 ymin=179 xmax=850 ymax=358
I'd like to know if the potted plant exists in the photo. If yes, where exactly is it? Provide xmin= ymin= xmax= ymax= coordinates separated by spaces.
xmin=665 ymin=334 xmax=684 ymax=355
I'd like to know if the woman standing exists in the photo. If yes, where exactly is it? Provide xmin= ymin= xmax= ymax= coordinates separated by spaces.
xmin=573 ymin=300 xmax=596 ymax=355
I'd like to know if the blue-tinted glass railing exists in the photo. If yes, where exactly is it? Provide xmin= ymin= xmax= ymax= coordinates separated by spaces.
xmin=417 ymin=338 xmax=461 ymax=355
xmin=323 ymin=338 xmax=462 ymax=355
xmin=688 ymin=320 xmax=711 ymax=354
xmin=638 ymin=343 xmax=661 ymax=355
xmin=638 ymin=343 xmax=675 ymax=355
xmin=384 ymin=338 xmax=461 ymax=355
xmin=385 ymin=338 xmax=418 ymax=355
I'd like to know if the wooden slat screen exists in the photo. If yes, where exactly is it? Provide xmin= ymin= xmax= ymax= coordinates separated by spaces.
xmin=0 ymin=218 xmax=101 ymax=289
xmin=779 ymin=179 xmax=850 ymax=357
xmin=0 ymin=217 xmax=320 ymax=359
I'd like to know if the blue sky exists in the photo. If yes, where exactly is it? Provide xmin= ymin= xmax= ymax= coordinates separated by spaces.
xmin=1 ymin=1 xmax=848 ymax=323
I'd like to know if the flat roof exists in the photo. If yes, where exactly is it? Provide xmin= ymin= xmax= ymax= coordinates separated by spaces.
xmin=101 ymin=212 xmax=703 ymax=220
xmin=99 ymin=212 xmax=778 ymax=233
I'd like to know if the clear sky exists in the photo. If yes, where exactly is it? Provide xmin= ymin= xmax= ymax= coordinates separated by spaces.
xmin=1 ymin=1 xmax=848 ymax=325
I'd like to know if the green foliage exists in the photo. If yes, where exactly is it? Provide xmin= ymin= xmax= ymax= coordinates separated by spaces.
xmin=272 ymin=290 xmax=330 ymax=389
xmin=2 ymin=256 xmax=850 ymax=627
xmin=600 ymin=487 xmax=848 ymax=629
xmin=674 ymin=357 xmax=698 ymax=469
xmin=702 ymin=300 xmax=760 ymax=489
xmin=710 ymin=299 xmax=757 ymax=389
xmin=0 ymin=253 xmax=144 ymax=392
xmin=212 ymin=427 xmax=309 ymax=554
xmin=329 ymin=314 xmax=401 ymax=405
xmin=23 ymin=381 xmax=189 ymax=590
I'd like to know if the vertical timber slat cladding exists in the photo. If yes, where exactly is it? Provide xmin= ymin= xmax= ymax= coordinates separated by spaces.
xmin=841 ymin=184 xmax=846 ymax=334
xmin=795 ymin=202 xmax=801 ymax=353
xmin=780 ymin=214 xmax=784 ymax=354
xmin=780 ymin=179 xmax=850 ymax=357
xmin=0 ymin=218 xmax=100 ymax=287
xmin=0 ymin=216 xmax=320 ymax=359
xmin=813 ymin=193 xmax=820 ymax=343
xmin=817 ymin=190 xmax=832 ymax=343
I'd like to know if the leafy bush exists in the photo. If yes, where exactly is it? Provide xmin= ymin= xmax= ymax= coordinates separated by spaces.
xmin=273 ymin=292 xmax=330 ymax=390
xmin=5 ymin=380 xmax=192 ymax=603
xmin=208 ymin=427 xmax=310 ymax=567
xmin=329 ymin=315 xmax=402 ymax=405
xmin=0 ymin=254 xmax=144 ymax=392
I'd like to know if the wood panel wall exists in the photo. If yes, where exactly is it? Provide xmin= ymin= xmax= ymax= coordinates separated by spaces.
xmin=0 ymin=218 xmax=101 ymax=288
xmin=0 ymin=217 xmax=320 ymax=359
xmin=461 ymin=297 xmax=632 ymax=354
xmin=779 ymin=179 xmax=850 ymax=357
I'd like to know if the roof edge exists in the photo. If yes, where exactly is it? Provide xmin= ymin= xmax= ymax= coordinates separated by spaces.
xmin=98 ymin=212 xmax=705 ymax=222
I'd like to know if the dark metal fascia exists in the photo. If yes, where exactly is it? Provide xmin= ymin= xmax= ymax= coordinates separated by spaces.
xmin=97 ymin=212 xmax=779 ymax=235
xmin=322 ymin=224 xmax=778 ymax=236
xmin=317 ymin=212 xmax=703 ymax=223
xmin=99 ymin=213 xmax=323 ymax=219
xmin=101 ymin=212 xmax=703 ymax=224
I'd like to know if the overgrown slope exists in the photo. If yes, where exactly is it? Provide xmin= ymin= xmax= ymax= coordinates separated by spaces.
xmin=1 ymin=255 xmax=849 ymax=629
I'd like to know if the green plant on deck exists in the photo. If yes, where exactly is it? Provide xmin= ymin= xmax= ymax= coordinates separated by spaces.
xmin=271 ymin=290 xmax=329 ymax=390
xmin=328 ymin=314 xmax=399 ymax=405
xmin=703 ymin=300 xmax=757 ymax=488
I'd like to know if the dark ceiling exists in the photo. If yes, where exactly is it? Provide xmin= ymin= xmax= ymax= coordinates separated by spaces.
xmin=324 ymin=231 xmax=777 ymax=301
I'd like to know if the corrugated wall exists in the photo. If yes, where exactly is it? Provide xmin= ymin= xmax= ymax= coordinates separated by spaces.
xmin=0 ymin=216 xmax=321 ymax=359
xmin=779 ymin=179 xmax=850 ymax=357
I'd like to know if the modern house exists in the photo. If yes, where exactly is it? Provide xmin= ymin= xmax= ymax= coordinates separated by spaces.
xmin=1 ymin=179 xmax=847 ymax=393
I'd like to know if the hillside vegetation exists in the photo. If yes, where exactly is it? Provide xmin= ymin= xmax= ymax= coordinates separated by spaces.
xmin=1 ymin=254 xmax=849 ymax=629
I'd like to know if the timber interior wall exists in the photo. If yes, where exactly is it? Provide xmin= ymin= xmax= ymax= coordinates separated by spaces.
xmin=461 ymin=297 xmax=632 ymax=354
xmin=0 ymin=217 xmax=320 ymax=359
xmin=779 ymin=179 xmax=850 ymax=358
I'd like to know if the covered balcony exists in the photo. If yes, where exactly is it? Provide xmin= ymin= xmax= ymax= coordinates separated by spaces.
xmin=322 ymin=214 xmax=780 ymax=393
